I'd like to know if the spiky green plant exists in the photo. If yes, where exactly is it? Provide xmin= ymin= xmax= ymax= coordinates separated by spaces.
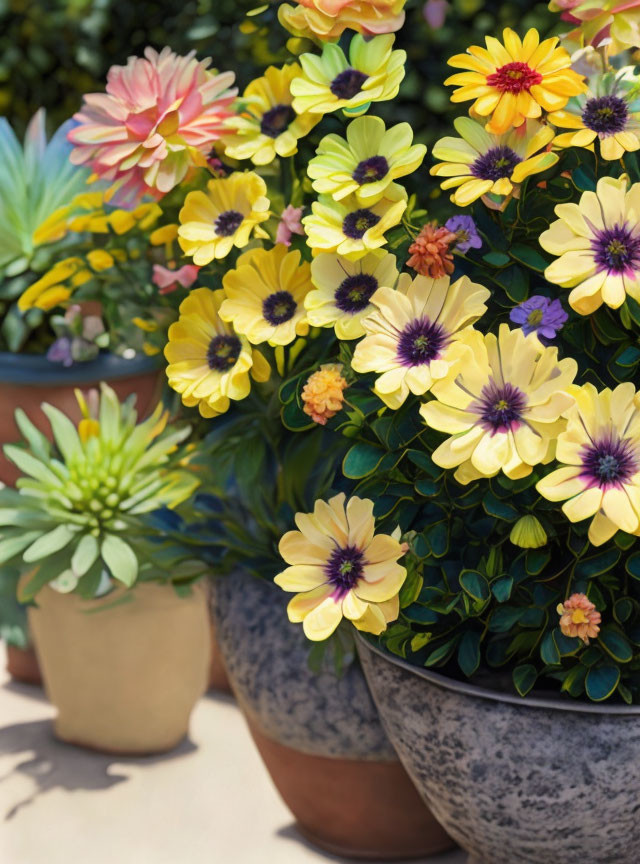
xmin=0 ymin=109 xmax=91 ymax=275
xmin=0 ymin=383 xmax=200 ymax=602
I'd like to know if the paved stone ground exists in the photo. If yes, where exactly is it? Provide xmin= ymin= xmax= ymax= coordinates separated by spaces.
xmin=0 ymin=642 xmax=466 ymax=864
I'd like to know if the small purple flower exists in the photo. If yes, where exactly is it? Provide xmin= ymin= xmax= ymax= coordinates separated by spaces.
xmin=444 ymin=215 xmax=482 ymax=253
xmin=423 ymin=0 xmax=449 ymax=29
xmin=47 ymin=337 xmax=74 ymax=367
xmin=510 ymin=296 xmax=568 ymax=340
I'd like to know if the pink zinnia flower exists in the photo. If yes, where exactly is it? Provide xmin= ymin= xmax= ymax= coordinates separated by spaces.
xmin=276 ymin=205 xmax=304 ymax=247
xmin=557 ymin=593 xmax=601 ymax=644
xmin=69 ymin=47 xmax=237 ymax=208
xmin=152 ymin=263 xmax=200 ymax=295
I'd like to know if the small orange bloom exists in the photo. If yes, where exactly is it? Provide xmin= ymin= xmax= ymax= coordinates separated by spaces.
xmin=557 ymin=593 xmax=601 ymax=644
xmin=302 ymin=363 xmax=347 ymax=425
xmin=407 ymin=223 xmax=457 ymax=279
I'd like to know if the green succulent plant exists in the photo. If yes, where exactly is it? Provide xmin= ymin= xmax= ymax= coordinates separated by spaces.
xmin=0 ymin=383 xmax=201 ymax=602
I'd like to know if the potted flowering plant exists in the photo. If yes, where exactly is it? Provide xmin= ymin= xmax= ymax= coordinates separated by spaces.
xmin=0 ymin=109 xmax=188 ymax=489
xmin=0 ymin=382 xmax=208 ymax=754
xmin=63 ymin=15 xmax=453 ymax=858
xmin=248 ymin=3 xmax=640 ymax=863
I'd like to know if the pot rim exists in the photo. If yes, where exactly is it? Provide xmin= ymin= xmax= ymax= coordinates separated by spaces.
xmin=356 ymin=632 xmax=640 ymax=716
xmin=0 ymin=350 xmax=162 ymax=386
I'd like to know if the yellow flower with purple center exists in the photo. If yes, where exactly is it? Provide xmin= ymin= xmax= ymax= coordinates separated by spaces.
xmin=431 ymin=117 xmax=558 ymax=208
xmin=306 ymin=250 xmax=398 ymax=339
xmin=278 ymin=0 xmax=406 ymax=41
xmin=222 ymin=64 xmax=320 ymax=166
xmin=445 ymin=28 xmax=585 ymax=135
xmin=539 ymin=175 xmax=640 ymax=314
xmin=549 ymin=68 xmax=640 ymax=160
xmin=178 ymin=171 xmax=270 ymax=264
xmin=274 ymin=493 xmax=407 ymax=641
xmin=420 ymin=324 xmax=577 ymax=483
xmin=164 ymin=287 xmax=270 ymax=418
xmin=219 ymin=245 xmax=312 ymax=346
xmin=290 ymin=35 xmax=406 ymax=118
xmin=308 ymin=116 xmax=426 ymax=205
xmin=302 ymin=186 xmax=407 ymax=260
xmin=352 ymin=272 xmax=490 ymax=409
xmin=537 ymin=382 xmax=640 ymax=546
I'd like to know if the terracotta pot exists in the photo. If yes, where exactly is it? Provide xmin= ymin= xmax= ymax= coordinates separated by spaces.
xmin=358 ymin=635 xmax=640 ymax=864
xmin=210 ymin=572 xmax=454 ymax=860
xmin=29 ymin=581 xmax=210 ymax=755
xmin=208 ymin=621 xmax=232 ymax=694
xmin=0 ymin=351 xmax=163 ymax=485
xmin=5 ymin=643 xmax=42 ymax=685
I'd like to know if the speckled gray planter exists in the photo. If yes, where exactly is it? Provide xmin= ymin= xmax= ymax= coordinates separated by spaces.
xmin=358 ymin=635 xmax=640 ymax=864
xmin=210 ymin=573 xmax=455 ymax=860
xmin=210 ymin=571 xmax=395 ymax=759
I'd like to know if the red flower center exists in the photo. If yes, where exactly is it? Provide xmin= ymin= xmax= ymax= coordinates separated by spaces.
xmin=486 ymin=61 xmax=542 ymax=93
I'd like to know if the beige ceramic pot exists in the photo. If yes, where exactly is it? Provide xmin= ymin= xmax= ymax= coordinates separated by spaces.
xmin=29 ymin=581 xmax=210 ymax=755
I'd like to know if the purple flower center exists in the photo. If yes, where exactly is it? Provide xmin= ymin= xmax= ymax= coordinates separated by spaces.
xmin=473 ymin=379 xmax=527 ymax=434
xmin=471 ymin=146 xmax=522 ymax=182
xmin=214 ymin=209 xmax=244 ymax=237
xmin=325 ymin=545 xmax=364 ymax=598
xmin=342 ymin=208 xmax=380 ymax=239
xmin=330 ymin=68 xmax=368 ymax=100
xmin=592 ymin=224 xmax=640 ymax=274
xmin=352 ymin=156 xmax=389 ymax=185
xmin=397 ymin=318 xmax=448 ymax=367
xmin=582 ymin=95 xmax=628 ymax=135
xmin=262 ymin=290 xmax=297 ymax=325
xmin=260 ymin=104 xmax=293 ymax=138
xmin=581 ymin=437 xmax=638 ymax=489
xmin=335 ymin=273 xmax=378 ymax=313
xmin=207 ymin=334 xmax=241 ymax=371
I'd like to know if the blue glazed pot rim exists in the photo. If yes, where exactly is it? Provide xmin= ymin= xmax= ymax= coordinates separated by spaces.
xmin=356 ymin=633 xmax=640 ymax=716
xmin=0 ymin=350 xmax=162 ymax=386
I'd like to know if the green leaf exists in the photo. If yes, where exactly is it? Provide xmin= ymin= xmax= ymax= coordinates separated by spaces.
xmin=459 ymin=569 xmax=490 ymax=602
xmin=540 ymin=630 xmax=560 ymax=665
xmin=492 ymin=265 xmax=529 ymax=303
xmin=613 ymin=597 xmax=634 ymax=624
xmin=525 ymin=549 xmax=550 ymax=575
xmin=342 ymin=442 xmax=384 ymax=479
xmin=561 ymin=663 xmax=587 ymax=697
xmin=489 ymin=606 xmax=523 ymax=633
xmin=491 ymin=575 xmax=513 ymax=603
xmin=585 ymin=665 xmax=620 ymax=702
xmin=482 ymin=251 xmax=510 ymax=267
xmin=626 ymin=552 xmax=640 ymax=581
xmin=14 ymin=410 xmax=51 ymax=462
xmin=599 ymin=626 xmax=633 ymax=663
xmin=71 ymin=534 xmax=99 ymax=577
xmin=41 ymin=404 xmax=82 ymax=463
xmin=0 ymin=530 xmax=41 ymax=565
xmin=458 ymin=631 xmax=481 ymax=677
xmin=513 ymin=664 xmax=537 ymax=697
xmin=510 ymin=243 xmax=549 ymax=272
xmin=426 ymin=522 xmax=449 ymax=557
xmin=404 ymin=603 xmax=439 ymax=624
xmin=424 ymin=636 xmax=459 ymax=667
xmin=23 ymin=524 xmax=76 ymax=562
xmin=483 ymin=491 xmax=518 ymax=521
xmin=576 ymin=547 xmax=620 ymax=579
xmin=101 ymin=535 xmax=138 ymax=587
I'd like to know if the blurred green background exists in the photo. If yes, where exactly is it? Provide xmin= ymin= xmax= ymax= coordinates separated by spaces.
xmin=2 ymin=0 xmax=556 ymax=145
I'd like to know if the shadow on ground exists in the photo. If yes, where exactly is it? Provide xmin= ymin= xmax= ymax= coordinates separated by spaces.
xmin=0 ymin=717 xmax=196 ymax=821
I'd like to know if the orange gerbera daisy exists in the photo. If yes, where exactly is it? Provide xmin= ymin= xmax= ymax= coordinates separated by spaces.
xmin=445 ymin=28 xmax=585 ymax=135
